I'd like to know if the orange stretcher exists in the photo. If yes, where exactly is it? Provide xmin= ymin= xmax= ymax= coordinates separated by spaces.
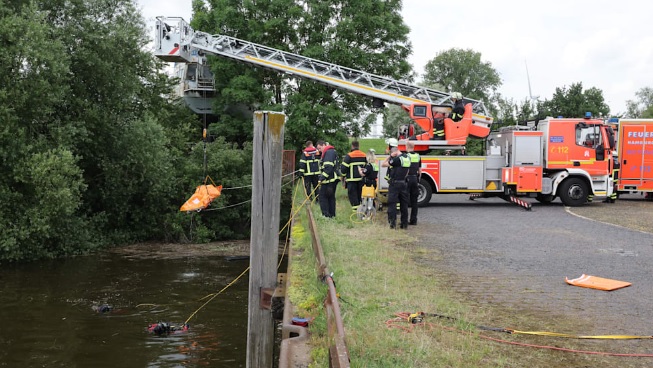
xmin=180 ymin=177 xmax=222 ymax=212
xmin=565 ymin=274 xmax=631 ymax=291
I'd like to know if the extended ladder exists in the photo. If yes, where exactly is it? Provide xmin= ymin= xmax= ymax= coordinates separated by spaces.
xmin=154 ymin=17 xmax=492 ymax=123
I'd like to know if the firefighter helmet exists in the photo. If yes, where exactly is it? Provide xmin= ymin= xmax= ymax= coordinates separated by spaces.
xmin=451 ymin=92 xmax=463 ymax=100
xmin=385 ymin=138 xmax=398 ymax=147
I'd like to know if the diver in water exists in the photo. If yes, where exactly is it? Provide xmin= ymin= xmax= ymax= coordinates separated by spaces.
xmin=148 ymin=322 xmax=190 ymax=336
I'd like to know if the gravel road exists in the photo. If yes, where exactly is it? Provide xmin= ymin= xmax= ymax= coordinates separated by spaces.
xmin=416 ymin=193 xmax=653 ymax=340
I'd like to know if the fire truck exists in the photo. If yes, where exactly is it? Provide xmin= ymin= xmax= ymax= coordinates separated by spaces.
xmin=609 ymin=119 xmax=653 ymax=197
xmin=153 ymin=17 xmax=615 ymax=208
xmin=382 ymin=115 xmax=616 ymax=209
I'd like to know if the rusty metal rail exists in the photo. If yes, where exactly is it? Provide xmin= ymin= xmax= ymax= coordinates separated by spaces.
xmin=278 ymin=205 xmax=351 ymax=368
xmin=306 ymin=207 xmax=350 ymax=367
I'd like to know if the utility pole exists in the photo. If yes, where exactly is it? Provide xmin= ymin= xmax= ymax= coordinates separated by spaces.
xmin=247 ymin=111 xmax=286 ymax=368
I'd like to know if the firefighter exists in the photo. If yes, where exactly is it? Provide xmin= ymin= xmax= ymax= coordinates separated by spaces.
xmin=431 ymin=106 xmax=447 ymax=140
xmin=340 ymin=141 xmax=367 ymax=212
xmin=316 ymin=140 xmax=338 ymax=218
xmin=450 ymin=92 xmax=465 ymax=122
xmin=382 ymin=146 xmax=410 ymax=229
xmin=298 ymin=140 xmax=321 ymax=199
xmin=405 ymin=141 xmax=422 ymax=225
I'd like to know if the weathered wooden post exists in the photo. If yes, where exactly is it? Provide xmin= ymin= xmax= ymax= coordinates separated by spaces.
xmin=247 ymin=111 xmax=286 ymax=368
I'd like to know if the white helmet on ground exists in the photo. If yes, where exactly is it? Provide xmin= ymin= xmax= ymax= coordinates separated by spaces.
xmin=385 ymin=138 xmax=398 ymax=147
xmin=451 ymin=92 xmax=463 ymax=100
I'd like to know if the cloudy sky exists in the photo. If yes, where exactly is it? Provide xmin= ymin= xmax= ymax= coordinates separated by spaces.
xmin=136 ymin=0 xmax=653 ymax=114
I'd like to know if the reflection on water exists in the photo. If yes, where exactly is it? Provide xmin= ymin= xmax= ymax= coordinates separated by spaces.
xmin=0 ymin=250 xmax=250 ymax=367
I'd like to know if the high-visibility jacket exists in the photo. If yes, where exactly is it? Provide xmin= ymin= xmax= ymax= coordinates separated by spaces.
xmin=299 ymin=147 xmax=320 ymax=177
xmin=407 ymin=152 xmax=421 ymax=176
xmin=340 ymin=149 xmax=367 ymax=182
xmin=388 ymin=153 xmax=411 ymax=181
xmin=451 ymin=100 xmax=465 ymax=122
xmin=319 ymin=146 xmax=339 ymax=184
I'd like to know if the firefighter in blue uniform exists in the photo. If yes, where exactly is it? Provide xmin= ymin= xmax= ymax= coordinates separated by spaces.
xmin=298 ymin=140 xmax=320 ymax=199
xmin=340 ymin=141 xmax=367 ymax=212
xmin=316 ymin=140 xmax=338 ymax=218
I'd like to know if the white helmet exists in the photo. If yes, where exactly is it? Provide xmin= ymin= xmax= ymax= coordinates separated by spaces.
xmin=385 ymin=138 xmax=398 ymax=147
xmin=451 ymin=92 xmax=463 ymax=100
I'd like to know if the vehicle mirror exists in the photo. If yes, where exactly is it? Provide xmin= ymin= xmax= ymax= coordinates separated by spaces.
xmin=596 ymin=144 xmax=605 ymax=161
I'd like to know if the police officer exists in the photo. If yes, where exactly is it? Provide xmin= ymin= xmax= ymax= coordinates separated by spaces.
xmin=316 ymin=140 xmax=338 ymax=218
xmin=340 ymin=141 xmax=367 ymax=212
xmin=405 ymin=141 xmax=422 ymax=225
xmin=381 ymin=146 xmax=410 ymax=229
xmin=298 ymin=140 xmax=320 ymax=199
xmin=450 ymin=92 xmax=465 ymax=122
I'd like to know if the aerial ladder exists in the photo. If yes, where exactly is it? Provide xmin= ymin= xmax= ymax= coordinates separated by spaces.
xmin=154 ymin=17 xmax=494 ymax=152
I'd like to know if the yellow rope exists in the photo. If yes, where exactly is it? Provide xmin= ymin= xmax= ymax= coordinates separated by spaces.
xmin=184 ymin=266 xmax=250 ymax=325
xmin=183 ymin=180 xmax=316 ymax=324
xmin=509 ymin=330 xmax=653 ymax=339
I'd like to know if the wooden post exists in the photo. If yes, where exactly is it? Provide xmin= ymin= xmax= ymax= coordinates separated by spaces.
xmin=247 ymin=111 xmax=286 ymax=368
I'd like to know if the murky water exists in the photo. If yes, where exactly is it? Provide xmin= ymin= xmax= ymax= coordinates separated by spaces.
xmin=0 ymin=250 xmax=252 ymax=367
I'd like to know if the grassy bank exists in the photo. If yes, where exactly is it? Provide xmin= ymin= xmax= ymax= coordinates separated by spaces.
xmin=287 ymin=184 xmax=629 ymax=367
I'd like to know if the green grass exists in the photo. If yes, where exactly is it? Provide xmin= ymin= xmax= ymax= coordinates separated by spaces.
xmin=288 ymin=184 xmax=620 ymax=367
xmin=357 ymin=138 xmax=387 ymax=154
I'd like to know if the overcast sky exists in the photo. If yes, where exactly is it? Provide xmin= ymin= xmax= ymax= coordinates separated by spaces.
xmin=136 ymin=0 xmax=653 ymax=114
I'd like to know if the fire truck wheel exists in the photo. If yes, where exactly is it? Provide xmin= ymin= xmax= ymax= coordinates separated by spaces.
xmin=557 ymin=177 xmax=588 ymax=206
xmin=417 ymin=178 xmax=433 ymax=207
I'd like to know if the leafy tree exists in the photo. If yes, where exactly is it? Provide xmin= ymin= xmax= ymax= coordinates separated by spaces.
xmin=192 ymin=0 xmax=412 ymax=155
xmin=625 ymin=87 xmax=653 ymax=118
xmin=382 ymin=105 xmax=413 ymax=138
xmin=422 ymin=48 xmax=501 ymax=103
xmin=0 ymin=0 xmax=203 ymax=261
xmin=537 ymin=82 xmax=609 ymax=118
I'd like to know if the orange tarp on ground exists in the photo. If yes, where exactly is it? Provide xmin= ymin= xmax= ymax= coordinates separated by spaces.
xmin=180 ymin=184 xmax=223 ymax=212
xmin=565 ymin=274 xmax=632 ymax=291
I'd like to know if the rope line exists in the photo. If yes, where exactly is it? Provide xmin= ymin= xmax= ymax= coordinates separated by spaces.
xmin=385 ymin=312 xmax=653 ymax=357
xmin=183 ymin=181 xmax=310 ymax=323
xmin=184 ymin=266 xmax=250 ymax=325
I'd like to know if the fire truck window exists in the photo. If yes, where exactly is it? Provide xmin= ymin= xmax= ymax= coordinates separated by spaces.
xmin=576 ymin=126 xmax=600 ymax=148
xmin=413 ymin=106 xmax=427 ymax=117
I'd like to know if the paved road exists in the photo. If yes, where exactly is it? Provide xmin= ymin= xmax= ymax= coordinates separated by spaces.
xmin=416 ymin=194 xmax=653 ymax=339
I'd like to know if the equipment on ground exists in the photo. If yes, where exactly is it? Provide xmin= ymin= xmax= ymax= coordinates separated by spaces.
xmin=565 ymin=274 xmax=631 ymax=291
xmin=356 ymin=185 xmax=378 ymax=221
xmin=153 ymin=17 xmax=493 ymax=151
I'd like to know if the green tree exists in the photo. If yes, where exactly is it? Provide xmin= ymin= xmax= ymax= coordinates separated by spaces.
xmin=192 ymin=0 xmax=412 ymax=155
xmin=0 ymin=0 xmax=201 ymax=261
xmin=382 ymin=105 xmax=413 ymax=138
xmin=625 ymin=87 xmax=653 ymax=118
xmin=537 ymin=82 xmax=609 ymax=118
xmin=422 ymin=48 xmax=501 ymax=104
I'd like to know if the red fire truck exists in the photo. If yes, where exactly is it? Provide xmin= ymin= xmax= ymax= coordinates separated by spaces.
xmin=380 ymin=114 xmax=616 ymax=209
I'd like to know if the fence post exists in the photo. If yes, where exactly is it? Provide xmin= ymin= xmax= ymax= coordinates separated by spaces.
xmin=247 ymin=111 xmax=286 ymax=368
